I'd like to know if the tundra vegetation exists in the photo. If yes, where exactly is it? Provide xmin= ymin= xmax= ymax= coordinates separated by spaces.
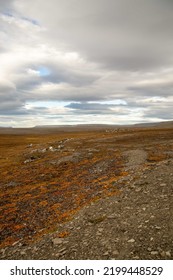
xmin=0 ymin=125 xmax=173 ymax=254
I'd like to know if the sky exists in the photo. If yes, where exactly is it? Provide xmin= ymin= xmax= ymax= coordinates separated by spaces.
xmin=0 ymin=0 xmax=173 ymax=127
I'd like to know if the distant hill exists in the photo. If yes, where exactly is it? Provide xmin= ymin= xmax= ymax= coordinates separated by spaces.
xmin=0 ymin=120 xmax=173 ymax=134
xmin=133 ymin=120 xmax=173 ymax=128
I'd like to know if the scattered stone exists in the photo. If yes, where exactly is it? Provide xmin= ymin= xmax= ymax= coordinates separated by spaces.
xmin=107 ymin=215 xmax=118 ymax=219
xmin=97 ymin=227 xmax=103 ymax=232
xmin=59 ymin=248 xmax=67 ymax=253
xmin=20 ymin=251 xmax=26 ymax=255
xmin=151 ymin=251 xmax=159 ymax=255
xmin=103 ymin=252 xmax=109 ymax=256
xmin=160 ymin=251 xmax=166 ymax=257
xmin=112 ymin=250 xmax=119 ymax=256
xmin=58 ymin=145 xmax=64 ymax=149
xmin=160 ymin=183 xmax=167 ymax=187
xmin=128 ymin=239 xmax=135 ymax=243
xmin=135 ymin=188 xmax=141 ymax=192
xmin=165 ymin=251 xmax=171 ymax=258
xmin=52 ymin=238 xmax=64 ymax=245
xmin=55 ymin=253 xmax=61 ymax=258
xmin=7 ymin=181 xmax=18 ymax=187
xmin=12 ymin=240 xmax=22 ymax=246
xmin=24 ymin=159 xmax=32 ymax=164
xmin=134 ymin=256 xmax=140 ymax=259
xmin=49 ymin=146 xmax=57 ymax=152
xmin=155 ymin=226 xmax=161 ymax=230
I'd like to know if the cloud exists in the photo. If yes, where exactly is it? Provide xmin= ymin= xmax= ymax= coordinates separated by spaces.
xmin=0 ymin=0 xmax=173 ymax=126
xmin=65 ymin=101 xmax=128 ymax=115
xmin=15 ymin=0 xmax=173 ymax=71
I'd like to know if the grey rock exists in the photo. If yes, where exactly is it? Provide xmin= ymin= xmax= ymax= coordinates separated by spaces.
xmin=24 ymin=159 xmax=32 ymax=164
xmin=7 ymin=181 xmax=18 ymax=187
xmin=160 ymin=183 xmax=167 ymax=187
xmin=20 ymin=250 xmax=26 ymax=255
xmin=128 ymin=239 xmax=135 ymax=243
xmin=52 ymin=238 xmax=64 ymax=245
xmin=155 ymin=226 xmax=161 ymax=230
xmin=151 ymin=251 xmax=159 ymax=255
xmin=165 ymin=251 xmax=171 ymax=258
xmin=112 ymin=250 xmax=119 ymax=256
xmin=103 ymin=252 xmax=109 ymax=256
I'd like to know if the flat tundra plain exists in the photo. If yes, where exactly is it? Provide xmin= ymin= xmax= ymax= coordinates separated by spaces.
xmin=0 ymin=125 xmax=173 ymax=259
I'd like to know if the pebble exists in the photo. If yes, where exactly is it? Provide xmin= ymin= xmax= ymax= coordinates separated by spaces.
xmin=151 ymin=251 xmax=159 ymax=255
xmin=20 ymin=250 xmax=26 ymax=255
xmin=103 ymin=252 xmax=109 ymax=256
xmin=59 ymin=248 xmax=67 ymax=254
xmin=165 ymin=251 xmax=171 ymax=258
xmin=155 ymin=226 xmax=161 ymax=230
xmin=160 ymin=183 xmax=167 ymax=187
xmin=107 ymin=215 xmax=118 ymax=219
xmin=160 ymin=251 xmax=165 ymax=257
xmin=52 ymin=238 xmax=64 ymax=245
xmin=97 ymin=227 xmax=104 ymax=232
xmin=135 ymin=188 xmax=141 ymax=192
xmin=128 ymin=239 xmax=135 ymax=243
xmin=112 ymin=250 xmax=119 ymax=256
xmin=55 ymin=253 xmax=61 ymax=258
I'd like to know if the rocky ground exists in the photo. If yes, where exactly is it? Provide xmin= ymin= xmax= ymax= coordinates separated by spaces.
xmin=1 ymin=138 xmax=173 ymax=260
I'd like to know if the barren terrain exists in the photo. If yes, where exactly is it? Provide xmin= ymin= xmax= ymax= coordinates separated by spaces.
xmin=0 ymin=125 xmax=173 ymax=259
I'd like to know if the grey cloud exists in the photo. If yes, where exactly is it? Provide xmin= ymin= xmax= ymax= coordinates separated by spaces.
xmin=65 ymin=102 xmax=128 ymax=115
xmin=40 ymin=63 xmax=99 ymax=87
xmin=0 ymin=100 xmax=26 ymax=115
xmin=144 ymin=107 xmax=173 ymax=120
xmin=0 ymin=0 xmax=14 ymax=12
xmin=128 ymin=81 xmax=173 ymax=97
xmin=66 ymin=102 xmax=126 ymax=110
xmin=18 ymin=0 xmax=173 ymax=71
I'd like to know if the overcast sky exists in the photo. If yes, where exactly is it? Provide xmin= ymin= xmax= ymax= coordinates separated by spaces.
xmin=0 ymin=0 xmax=173 ymax=127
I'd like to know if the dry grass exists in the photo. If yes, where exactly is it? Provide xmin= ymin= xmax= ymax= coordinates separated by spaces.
xmin=1 ymin=127 xmax=173 ymax=248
